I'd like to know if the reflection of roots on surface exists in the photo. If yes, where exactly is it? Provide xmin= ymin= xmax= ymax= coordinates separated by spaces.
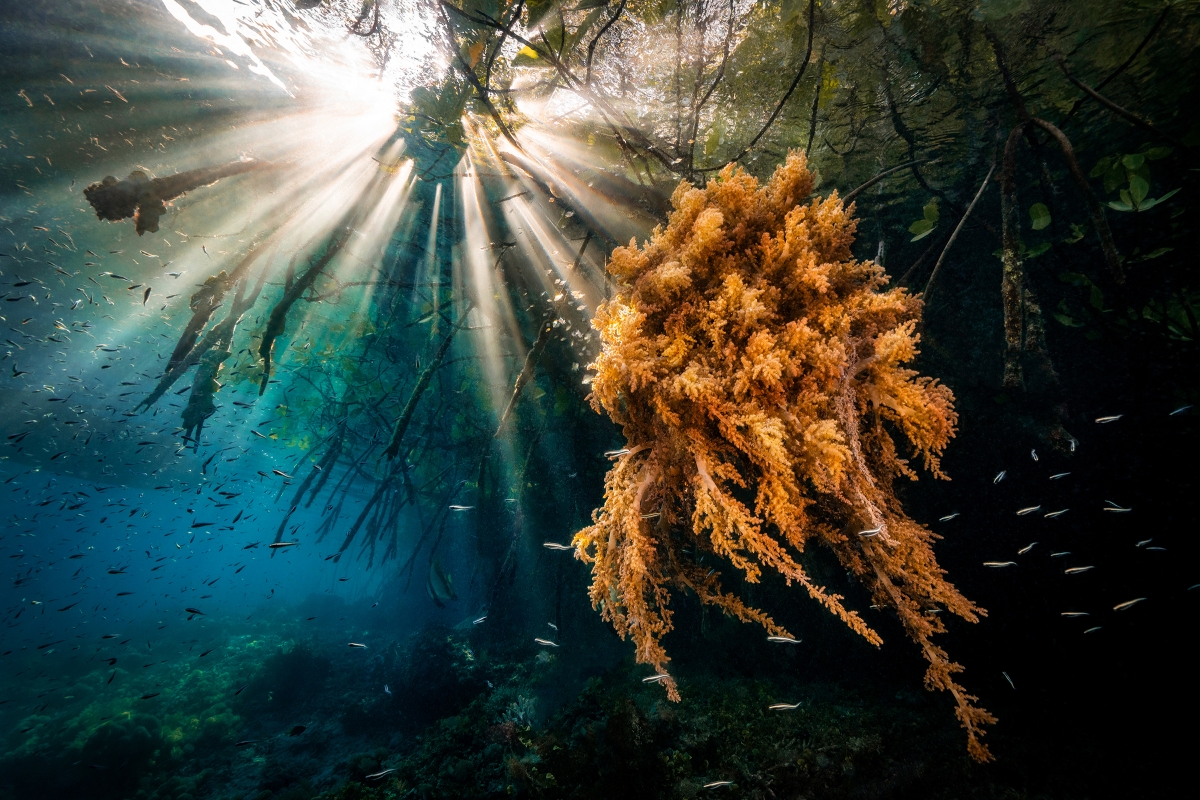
xmin=578 ymin=150 xmax=995 ymax=761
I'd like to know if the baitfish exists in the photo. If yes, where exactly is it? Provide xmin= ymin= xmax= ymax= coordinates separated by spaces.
xmin=533 ymin=638 xmax=558 ymax=647
xmin=1113 ymin=598 xmax=1146 ymax=611
xmin=768 ymin=702 xmax=802 ymax=710
xmin=366 ymin=769 xmax=397 ymax=780
xmin=1095 ymin=415 xmax=1123 ymax=423
xmin=268 ymin=542 xmax=299 ymax=548
xmin=348 ymin=643 xmax=367 ymax=648
xmin=543 ymin=542 xmax=573 ymax=550
xmin=1044 ymin=509 xmax=1069 ymax=518
xmin=1064 ymin=566 xmax=1094 ymax=575
xmin=1016 ymin=506 xmax=1041 ymax=516
xmin=766 ymin=635 xmax=801 ymax=644
xmin=993 ymin=471 xmax=1006 ymax=484
xmin=642 ymin=674 xmax=671 ymax=683
xmin=939 ymin=513 xmax=960 ymax=521
xmin=984 ymin=561 xmax=1017 ymax=568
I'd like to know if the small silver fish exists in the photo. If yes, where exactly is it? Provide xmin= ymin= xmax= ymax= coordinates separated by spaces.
xmin=939 ymin=512 xmax=960 ymax=521
xmin=1170 ymin=405 xmax=1193 ymax=416
xmin=984 ymin=561 xmax=1017 ymax=568
xmin=543 ymin=542 xmax=573 ymax=551
xmin=768 ymin=702 xmax=802 ymax=710
xmin=1044 ymin=509 xmax=1069 ymax=519
xmin=1064 ymin=566 xmax=1094 ymax=574
xmin=348 ymin=642 xmax=367 ymax=648
xmin=1060 ymin=612 xmax=1089 ymax=617
xmin=472 ymin=615 xmax=487 ymax=625
xmin=604 ymin=448 xmax=630 ymax=459
xmin=1049 ymin=472 xmax=1071 ymax=480
xmin=1103 ymin=501 xmax=1131 ymax=513
xmin=1083 ymin=626 xmax=1102 ymax=634
xmin=1030 ymin=449 xmax=1038 ymax=461
xmin=1016 ymin=505 xmax=1041 ymax=516
xmin=994 ymin=471 xmax=1006 ymax=484
xmin=1002 ymin=671 xmax=1015 ymax=690
xmin=1095 ymin=415 xmax=1123 ymax=423
xmin=533 ymin=638 xmax=558 ymax=647
xmin=366 ymin=768 xmax=396 ymax=780
xmin=1146 ymin=546 xmax=1167 ymax=551
xmin=766 ymin=635 xmax=801 ymax=644
xmin=858 ymin=526 xmax=882 ymax=537
xmin=1050 ymin=551 xmax=1071 ymax=558
xmin=641 ymin=512 xmax=661 ymax=520
xmin=703 ymin=781 xmax=734 ymax=789
xmin=642 ymin=674 xmax=671 ymax=683
xmin=1113 ymin=597 xmax=1146 ymax=611
xmin=1018 ymin=542 xmax=1037 ymax=555
xmin=1136 ymin=539 xmax=1152 ymax=547
xmin=383 ymin=684 xmax=391 ymax=695
xmin=449 ymin=504 xmax=474 ymax=511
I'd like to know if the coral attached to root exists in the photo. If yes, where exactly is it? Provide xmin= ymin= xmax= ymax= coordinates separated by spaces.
xmin=576 ymin=152 xmax=995 ymax=761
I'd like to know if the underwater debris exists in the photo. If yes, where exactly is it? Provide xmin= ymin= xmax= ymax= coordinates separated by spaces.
xmin=578 ymin=151 xmax=994 ymax=761
xmin=83 ymin=159 xmax=267 ymax=235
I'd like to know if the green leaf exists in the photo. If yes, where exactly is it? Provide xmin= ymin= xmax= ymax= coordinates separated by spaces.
xmin=526 ymin=0 xmax=556 ymax=28
xmin=1054 ymin=313 xmax=1085 ymax=328
xmin=1029 ymin=202 xmax=1051 ymax=230
xmin=1064 ymin=222 xmax=1086 ymax=244
xmin=1103 ymin=162 xmax=1124 ymax=194
xmin=1122 ymin=153 xmax=1146 ymax=170
xmin=922 ymin=199 xmax=940 ymax=222
xmin=909 ymin=218 xmax=935 ymax=240
xmin=1108 ymin=200 xmax=1134 ymax=212
xmin=1129 ymin=175 xmax=1150 ymax=206
xmin=1059 ymin=272 xmax=1091 ymax=286
xmin=1026 ymin=242 xmax=1051 ymax=258
xmin=1135 ymin=247 xmax=1173 ymax=262
xmin=1145 ymin=146 xmax=1172 ymax=161
xmin=1090 ymin=156 xmax=1113 ymax=178
xmin=1139 ymin=187 xmax=1181 ymax=211
xmin=1089 ymin=285 xmax=1105 ymax=310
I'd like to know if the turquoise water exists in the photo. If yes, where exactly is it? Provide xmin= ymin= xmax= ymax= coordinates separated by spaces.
xmin=1 ymin=2 xmax=1197 ymax=798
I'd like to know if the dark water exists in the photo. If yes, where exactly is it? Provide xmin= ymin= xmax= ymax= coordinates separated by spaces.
xmin=1 ymin=2 xmax=1197 ymax=799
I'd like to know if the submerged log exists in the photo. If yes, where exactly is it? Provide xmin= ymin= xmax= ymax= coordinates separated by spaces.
xmin=83 ymin=159 xmax=268 ymax=235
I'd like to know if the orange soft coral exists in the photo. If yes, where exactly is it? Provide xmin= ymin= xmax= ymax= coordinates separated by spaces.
xmin=576 ymin=152 xmax=995 ymax=762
